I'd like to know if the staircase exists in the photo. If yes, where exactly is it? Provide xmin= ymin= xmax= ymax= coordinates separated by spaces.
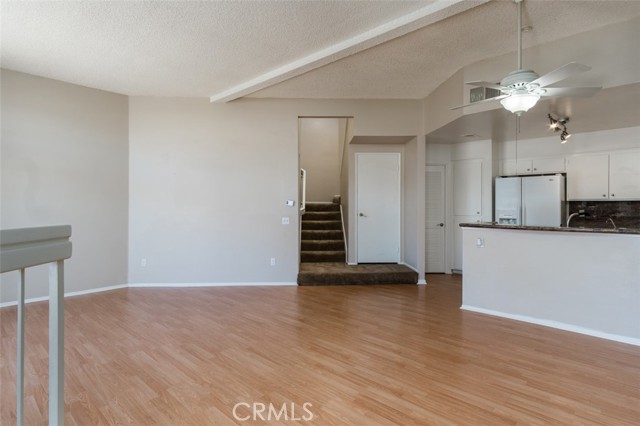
xmin=298 ymin=201 xmax=418 ymax=286
xmin=301 ymin=202 xmax=345 ymax=263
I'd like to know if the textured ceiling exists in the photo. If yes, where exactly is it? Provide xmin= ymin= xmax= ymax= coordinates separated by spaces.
xmin=252 ymin=0 xmax=640 ymax=99
xmin=2 ymin=1 xmax=640 ymax=100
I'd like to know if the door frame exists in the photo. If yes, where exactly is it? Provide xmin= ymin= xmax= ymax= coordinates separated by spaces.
xmin=355 ymin=152 xmax=402 ymax=264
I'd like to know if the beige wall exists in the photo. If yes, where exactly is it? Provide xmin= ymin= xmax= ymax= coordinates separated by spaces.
xmin=128 ymin=97 xmax=421 ymax=284
xmin=299 ymin=118 xmax=341 ymax=202
xmin=0 ymin=69 xmax=129 ymax=303
xmin=402 ymin=136 xmax=426 ymax=274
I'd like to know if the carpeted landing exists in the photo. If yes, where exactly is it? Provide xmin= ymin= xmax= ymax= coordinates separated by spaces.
xmin=297 ymin=262 xmax=419 ymax=286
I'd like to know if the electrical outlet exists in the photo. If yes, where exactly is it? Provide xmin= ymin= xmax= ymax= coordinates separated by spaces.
xmin=140 ymin=258 xmax=147 ymax=267
xmin=282 ymin=216 xmax=290 ymax=225
xmin=270 ymin=257 xmax=276 ymax=266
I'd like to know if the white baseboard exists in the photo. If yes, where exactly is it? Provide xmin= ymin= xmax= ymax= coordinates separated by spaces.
xmin=399 ymin=262 xmax=418 ymax=272
xmin=0 ymin=282 xmax=298 ymax=307
xmin=0 ymin=284 xmax=128 ymax=308
xmin=128 ymin=282 xmax=297 ymax=288
xmin=460 ymin=305 xmax=640 ymax=347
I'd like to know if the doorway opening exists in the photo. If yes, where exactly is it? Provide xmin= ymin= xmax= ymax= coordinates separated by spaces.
xmin=298 ymin=117 xmax=351 ymax=265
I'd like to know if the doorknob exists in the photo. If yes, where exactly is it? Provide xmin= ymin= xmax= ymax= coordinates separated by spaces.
xmin=438 ymin=223 xmax=444 ymax=227
xmin=359 ymin=213 xmax=367 ymax=217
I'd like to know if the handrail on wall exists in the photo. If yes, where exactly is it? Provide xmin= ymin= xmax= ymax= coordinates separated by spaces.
xmin=300 ymin=168 xmax=307 ymax=214
xmin=1 ymin=225 xmax=72 ymax=426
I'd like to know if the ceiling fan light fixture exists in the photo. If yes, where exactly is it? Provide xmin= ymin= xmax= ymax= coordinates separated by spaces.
xmin=560 ymin=130 xmax=571 ymax=143
xmin=500 ymin=92 xmax=540 ymax=115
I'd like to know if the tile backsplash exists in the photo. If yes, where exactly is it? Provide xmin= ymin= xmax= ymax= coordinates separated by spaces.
xmin=568 ymin=201 xmax=640 ymax=229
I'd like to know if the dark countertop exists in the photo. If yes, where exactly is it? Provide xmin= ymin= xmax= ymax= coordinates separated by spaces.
xmin=459 ymin=222 xmax=640 ymax=235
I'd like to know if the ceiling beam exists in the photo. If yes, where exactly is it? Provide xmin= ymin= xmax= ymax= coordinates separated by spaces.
xmin=209 ymin=0 xmax=490 ymax=103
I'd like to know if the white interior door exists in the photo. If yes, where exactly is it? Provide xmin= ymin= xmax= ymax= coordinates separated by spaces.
xmin=356 ymin=153 xmax=401 ymax=263
xmin=425 ymin=165 xmax=445 ymax=273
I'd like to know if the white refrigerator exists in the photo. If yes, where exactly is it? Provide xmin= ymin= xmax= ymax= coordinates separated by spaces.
xmin=495 ymin=175 xmax=566 ymax=227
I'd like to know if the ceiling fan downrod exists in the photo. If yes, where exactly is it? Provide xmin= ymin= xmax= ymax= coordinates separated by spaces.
xmin=516 ymin=0 xmax=523 ymax=70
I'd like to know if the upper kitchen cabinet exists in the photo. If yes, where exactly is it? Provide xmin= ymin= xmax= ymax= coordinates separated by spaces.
xmin=609 ymin=151 xmax=640 ymax=200
xmin=567 ymin=150 xmax=640 ymax=200
xmin=500 ymin=159 xmax=517 ymax=176
xmin=500 ymin=157 xmax=565 ymax=176
xmin=566 ymin=153 xmax=609 ymax=200
xmin=531 ymin=157 xmax=566 ymax=174
xmin=516 ymin=159 xmax=533 ymax=175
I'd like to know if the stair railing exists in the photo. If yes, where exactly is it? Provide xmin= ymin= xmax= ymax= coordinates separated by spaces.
xmin=339 ymin=204 xmax=348 ymax=262
xmin=1 ymin=225 xmax=72 ymax=426
xmin=300 ymin=168 xmax=307 ymax=214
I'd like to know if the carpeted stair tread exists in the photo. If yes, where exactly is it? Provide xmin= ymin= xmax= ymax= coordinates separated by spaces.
xmin=301 ymin=202 xmax=345 ymax=263
xmin=305 ymin=202 xmax=340 ymax=212
xmin=302 ymin=220 xmax=342 ymax=230
xmin=301 ymin=240 xmax=344 ymax=250
xmin=301 ymin=251 xmax=346 ymax=262
xmin=302 ymin=230 xmax=343 ymax=240
xmin=303 ymin=211 xmax=341 ymax=220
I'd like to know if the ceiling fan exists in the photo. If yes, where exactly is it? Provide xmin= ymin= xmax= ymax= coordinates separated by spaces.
xmin=452 ymin=0 xmax=601 ymax=115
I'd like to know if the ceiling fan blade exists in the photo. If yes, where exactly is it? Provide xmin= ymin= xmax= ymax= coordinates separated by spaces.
xmin=450 ymin=95 xmax=507 ymax=110
xmin=542 ymin=86 xmax=602 ymax=98
xmin=531 ymin=62 xmax=591 ymax=88
xmin=466 ymin=81 xmax=504 ymax=91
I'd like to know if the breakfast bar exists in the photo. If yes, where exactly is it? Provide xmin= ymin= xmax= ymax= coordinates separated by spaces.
xmin=459 ymin=223 xmax=640 ymax=345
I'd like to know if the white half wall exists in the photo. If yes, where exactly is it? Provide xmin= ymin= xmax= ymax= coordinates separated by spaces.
xmin=462 ymin=226 xmax=640 ymax=344
xmin=0 ymin=70 xmax=129 ymax=303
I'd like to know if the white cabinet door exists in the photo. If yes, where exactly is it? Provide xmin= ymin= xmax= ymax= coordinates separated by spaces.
xmin=609 ymin=151 xmax=640 ymax=200
xmin=453 ymin=159 xmax=482 ymax=216
xmin=516 ymin=159 xmax=533 ymax=175
xmin=566 ymin=154 xmax=609 ymax=200
xmin=532 ymin=157 xmax=565 ymax=174
xmin=425 ymin=166 xmax=446 ymax=273
xmin=500 ymin=159 xmax=517 ymax=176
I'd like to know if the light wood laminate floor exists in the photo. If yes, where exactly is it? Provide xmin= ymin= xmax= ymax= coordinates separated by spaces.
xmin=1 ymin=274 xmax=639 ymax=425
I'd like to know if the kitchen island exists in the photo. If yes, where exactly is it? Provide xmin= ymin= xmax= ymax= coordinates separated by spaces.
xmin=459 ymin=223 xmax=640 ymax=345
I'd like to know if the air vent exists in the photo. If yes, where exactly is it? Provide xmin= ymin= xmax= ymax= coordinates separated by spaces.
xmin=470 ymin=87 xmax=501 ymax=103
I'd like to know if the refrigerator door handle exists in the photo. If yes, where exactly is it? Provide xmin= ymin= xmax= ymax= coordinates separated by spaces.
xmin=522 ymin=205 xmax=526 ymax=226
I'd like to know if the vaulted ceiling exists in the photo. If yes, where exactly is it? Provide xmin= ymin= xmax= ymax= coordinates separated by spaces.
xmin=2 ymin=0 xmax=640 ymax=102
